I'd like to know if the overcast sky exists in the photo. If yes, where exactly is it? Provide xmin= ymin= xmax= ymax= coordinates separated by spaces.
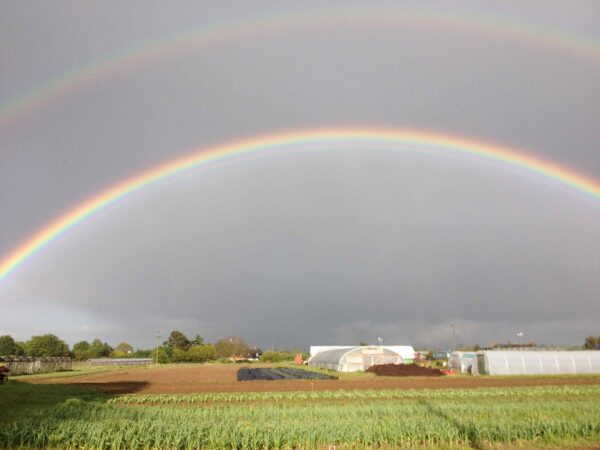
xmin=1 ymin=1 xmax=599 ymax=350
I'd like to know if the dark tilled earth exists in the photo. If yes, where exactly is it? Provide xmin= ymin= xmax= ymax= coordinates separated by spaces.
xmin=237 ymin=367 xmax=337 ymax=381
xmin=26 ymin=365 xmax=600 ymax=394
xmin=366 ymin=363 xmax=445 ymax=377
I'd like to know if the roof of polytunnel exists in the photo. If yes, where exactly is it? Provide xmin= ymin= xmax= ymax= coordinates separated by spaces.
xmin=309 ymin=347 xmax=359 ymax=364
xmin=309 ymin=346 xmax=409 ymax=365
xmin=479 ymin=350 xmax=600 ymax=359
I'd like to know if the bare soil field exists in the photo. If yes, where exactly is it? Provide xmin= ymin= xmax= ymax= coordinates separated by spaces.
xmin=366 ymin=363 xmax=445 ymax=376
xmin=26 ymin=364 xmax=600 ymax=395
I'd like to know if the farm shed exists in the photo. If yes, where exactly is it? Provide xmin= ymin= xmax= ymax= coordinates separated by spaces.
xmin=448 ymin=351 xmax=476 ymax=373
xmin=0 ymin=356 xmax=72 ymax=375
xmin=308 ymin=346 xmax=409 ymax=372
xmin=471 ymin=351 xmax=600 ymax=375
xmin=88 ymin=358 xmax=152 ymax=366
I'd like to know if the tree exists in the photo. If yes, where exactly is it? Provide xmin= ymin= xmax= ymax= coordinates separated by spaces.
xmin=15 ymin=341 xmax=26 ymax=356
xmin=153 ymin=347 xmax=170 ymax=364
xmin=115 ymin=342 xmax=134 ymax=354
xmin=89 ymin=339 xmax=112 ymax=358
xmin=584 ymin=335 xmax=600 ymax=350
xmin=191 ymin=334 xmax=204 ymax=346
xmin=165 ymin=331 xmax=191 ymax=351
xmin=214 ymin=336 xmax=250 ymax=359
xmin=187 ymin=345 xmax=216 ymax=363
xmin=170 ymin=348 xmax=188 ymax=363
xmin=0 ymin=335 xmax=24 ymax=356
xmin=72 ymin=340 xmax=91 ymax=360
xmin=133 ymin=349 xmax=152 ymax=358
xmin=25 ymin=334 xmax=70 ymax=357
xmin=111 ymin=342 xmax=134 ymax=358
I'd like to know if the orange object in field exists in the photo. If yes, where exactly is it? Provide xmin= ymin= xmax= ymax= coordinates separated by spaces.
xmin=294 ymin=354 xmax=303 ymax=364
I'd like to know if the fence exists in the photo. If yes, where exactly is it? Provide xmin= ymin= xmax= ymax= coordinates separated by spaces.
xmin=0 ymin=356 xmax=72 ymax=375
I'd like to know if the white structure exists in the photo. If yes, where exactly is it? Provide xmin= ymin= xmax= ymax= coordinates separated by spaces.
xmin=448 ymin=351 xmax=476 ymax=373
xmin=308 ymin=345 xmax=415 ymax=372
xmin=471 ymin=351 xmax=600 ymax=375
xmin=309 ymin=346 xmax=353 ymax=357
xmin=87 ymin=358 xmax=152 ymax=366
xmin=310 ymin=345 xmax=415 ymax=361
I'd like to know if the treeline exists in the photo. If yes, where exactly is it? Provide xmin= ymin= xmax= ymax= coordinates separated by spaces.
xmin=0 ymin=332 xmax=218 ymax=362
xmin=0 ymin=333 xmax=150 ymax=360
xmin=0 ymin=331 xmax=308 ymax=364
xmin=584 ymin=335 xmax=600 ymax=350
xmin=0 ymin=334 xmax=71 ymax=358
xmin=154 ymin=331 xmax=218 ymax=363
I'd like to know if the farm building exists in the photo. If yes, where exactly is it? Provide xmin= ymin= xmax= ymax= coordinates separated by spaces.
xmin=448 ymin=351 xmax=476 ymax=373
xmin=87 ymin=358 xmax=152 ymax=366
xmin=308 ymin=345 xmax=415 ymax=372
xmin=471 ymin=351 xmax=600 ymax=375
xmin=0 ymin=356 xmax=72 ymax=375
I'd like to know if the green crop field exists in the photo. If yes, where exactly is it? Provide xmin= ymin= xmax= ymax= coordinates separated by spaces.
xmin=1 ymin=382 xmax=600 ymax=449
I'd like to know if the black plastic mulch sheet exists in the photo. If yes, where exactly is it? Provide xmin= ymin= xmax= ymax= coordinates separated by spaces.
xmin=237 ymin=367 xmax=337 ymax=381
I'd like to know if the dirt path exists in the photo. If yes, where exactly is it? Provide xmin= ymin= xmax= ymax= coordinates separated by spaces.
xmin=26 ymin=364 xmax=600 ymax=395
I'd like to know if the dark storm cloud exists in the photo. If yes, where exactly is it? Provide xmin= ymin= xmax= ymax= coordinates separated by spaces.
xmin=1 ymin=1 xmax=599 ymax=349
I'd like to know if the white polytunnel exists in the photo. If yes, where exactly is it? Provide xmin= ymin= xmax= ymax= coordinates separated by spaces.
xmin=308 ymin=345 xmax=415 ymax=372
xmin=471 ymin=351 xmax=600 ymax=375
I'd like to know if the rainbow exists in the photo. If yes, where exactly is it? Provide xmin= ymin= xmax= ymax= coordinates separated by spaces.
xmin=1 ymin=7 xmax=599 ymax=130
xmin=1 ymin=127 xmax=599 ymax=281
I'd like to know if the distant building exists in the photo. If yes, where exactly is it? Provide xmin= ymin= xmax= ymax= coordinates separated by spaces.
xmin=308 ymin=345 xmax=415 ymax=372
xmin=88 ymin=358 xmax=152 ymax=367
xmin=431 ymin=351 xmax=450 ymax=360
xmin=448 ymin=351 xmax=476 ymax=373
xmin=248 ymin=348 xmax=263 ymax=360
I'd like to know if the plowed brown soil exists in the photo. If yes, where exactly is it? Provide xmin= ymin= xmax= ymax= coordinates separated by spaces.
xmin=27 ymin=364 xmax=600 ymax=395
xmin=366 ymin=363 xmax=444 ymax=376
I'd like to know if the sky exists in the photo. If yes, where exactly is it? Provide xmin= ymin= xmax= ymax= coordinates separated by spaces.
xmin=1 ymin=1 xmax=599 ymax=351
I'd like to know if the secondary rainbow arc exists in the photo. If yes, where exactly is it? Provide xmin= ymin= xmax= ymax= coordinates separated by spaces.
xmin=1 ymin=127 xmax=599 ymax=282
xmin=1 ymin=7 xmax=599 ymax=130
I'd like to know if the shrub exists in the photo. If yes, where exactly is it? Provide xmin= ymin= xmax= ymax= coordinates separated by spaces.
xmin=171 ymin=348 xmax=188 ymax=363
xmin=187 ymin=345 xmax=216 ymax=363
xmin=260 ymin=351 xmax=295 ymax=363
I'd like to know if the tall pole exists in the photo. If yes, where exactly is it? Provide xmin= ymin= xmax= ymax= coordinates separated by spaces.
xmin=451 ymin=324 xmax=456 ymax=350
xmin=155 ymin=330 xmax=161 ymax=365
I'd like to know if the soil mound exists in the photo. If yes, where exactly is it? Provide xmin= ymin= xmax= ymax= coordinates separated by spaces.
xmin=366 ymin=363 xmax=445 ymax=377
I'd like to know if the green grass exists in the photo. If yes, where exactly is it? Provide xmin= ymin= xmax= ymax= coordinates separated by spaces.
xmin=0 ymin=381 xmax=107 ymax=425
xmin=1 ymin=382 xmax=600 ymax=449
xmin=13 ymin=367 xmax=108 ymax=380
xmin=108 ymin=385 xmax=600 ymax=405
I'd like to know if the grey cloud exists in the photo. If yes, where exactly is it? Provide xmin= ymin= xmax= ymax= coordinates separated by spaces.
xmin=1 ymin=1 xmax=599 ymax=349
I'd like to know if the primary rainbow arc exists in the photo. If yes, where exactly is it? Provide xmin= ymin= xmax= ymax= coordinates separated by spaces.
xmin=0 ymin=127 xmax=599 ymax=281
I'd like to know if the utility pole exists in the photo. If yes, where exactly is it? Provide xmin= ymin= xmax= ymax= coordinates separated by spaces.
xmin=154 ymin=330 xmax=161 ymax=365
xmin=451 ymin=324 xmax=457 ymax=350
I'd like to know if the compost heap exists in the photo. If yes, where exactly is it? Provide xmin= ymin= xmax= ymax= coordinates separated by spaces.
xmin=366 ymin=363 xmax=445 ymax=377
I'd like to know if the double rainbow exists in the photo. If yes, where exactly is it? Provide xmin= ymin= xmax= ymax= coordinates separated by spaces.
xmin=1 ymin=127 xmax=598 ymax=281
